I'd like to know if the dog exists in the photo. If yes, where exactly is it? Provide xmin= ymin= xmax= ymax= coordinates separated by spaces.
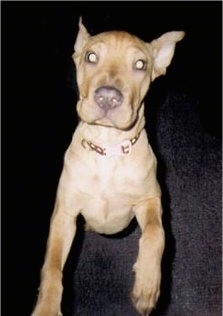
xmin=31 ymin=18 xmax=184 ymax=316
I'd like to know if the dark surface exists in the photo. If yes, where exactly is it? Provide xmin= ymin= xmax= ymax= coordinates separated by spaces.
xmin=3 ymin=2 xmax=222 ymax=316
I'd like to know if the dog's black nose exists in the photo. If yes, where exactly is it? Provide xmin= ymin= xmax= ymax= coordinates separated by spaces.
xmin=94 ymin=86 xmax=123 ymax=111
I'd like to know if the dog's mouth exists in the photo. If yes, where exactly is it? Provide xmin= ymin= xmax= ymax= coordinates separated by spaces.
xmin=78 ymin=102 xmax=138 ymax=131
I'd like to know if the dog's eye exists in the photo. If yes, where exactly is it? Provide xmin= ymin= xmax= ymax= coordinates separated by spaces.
xmin=85 ymin=51 xmax=98 ymax=64
xmin=134 ymin=59 xmax=147 ymax=71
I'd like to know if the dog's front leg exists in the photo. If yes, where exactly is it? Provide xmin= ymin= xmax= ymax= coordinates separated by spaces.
xmin=132 ymin=197 xmax=165 ymax=316
xmin=32 ymin=200 xmax=77 ymax=316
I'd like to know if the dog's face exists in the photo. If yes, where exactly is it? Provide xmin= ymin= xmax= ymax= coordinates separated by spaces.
xmin=73 ymin=19 xmax=184 ymax=130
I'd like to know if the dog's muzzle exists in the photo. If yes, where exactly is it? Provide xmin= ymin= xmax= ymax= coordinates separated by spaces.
xmin=94 ymin=86 xmax=123 ymax=112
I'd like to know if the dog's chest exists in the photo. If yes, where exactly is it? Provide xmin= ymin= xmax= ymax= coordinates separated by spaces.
xmin=83 ymin=155 xmax=144 ymax=197
xmin=74 ymin=157 xmax=143 ymax=234
xmin=93 ymin=158 xmax=121 ymax=191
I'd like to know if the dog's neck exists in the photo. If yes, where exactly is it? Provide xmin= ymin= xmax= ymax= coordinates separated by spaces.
xmin=76 ymin=104 xmax=146 ymax=157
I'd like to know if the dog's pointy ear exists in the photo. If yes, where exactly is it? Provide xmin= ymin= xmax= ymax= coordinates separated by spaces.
xmin=148 ymin=31 xmax=185 ymax=81
xmin=74 ymin=17 xmax=90 ymax=53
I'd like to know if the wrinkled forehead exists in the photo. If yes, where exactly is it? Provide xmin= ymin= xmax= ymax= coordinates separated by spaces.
xmin=84 ymin=31 xmax=149 ymax=57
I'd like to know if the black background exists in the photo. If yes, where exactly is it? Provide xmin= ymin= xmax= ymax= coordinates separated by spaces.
xmin=2 ymin=2 xmax=222 ymax=316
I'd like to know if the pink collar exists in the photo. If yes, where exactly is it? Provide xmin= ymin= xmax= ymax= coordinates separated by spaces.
xmin=81 ymin=133 xmax=140 ymax=157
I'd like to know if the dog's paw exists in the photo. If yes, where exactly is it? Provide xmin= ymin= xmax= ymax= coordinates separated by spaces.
xmin=31 ymin=305 xmax=62 ymax=316
xmin=32 ymin=310 xmax=62 ymax=316
xmin=131 ymin=273 xmax=161 ymax=316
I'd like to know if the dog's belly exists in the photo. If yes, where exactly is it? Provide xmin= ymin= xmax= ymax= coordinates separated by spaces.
xmin=80 ymin=196 xmax=135 ymax=235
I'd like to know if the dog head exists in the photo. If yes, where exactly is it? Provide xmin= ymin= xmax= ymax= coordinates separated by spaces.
xmin=73 ymin=18 xmax=184 ymax=130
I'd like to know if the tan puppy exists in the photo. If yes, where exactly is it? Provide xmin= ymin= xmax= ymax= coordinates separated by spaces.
xmin=32 ymin=18 xmax=184 ymax=316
